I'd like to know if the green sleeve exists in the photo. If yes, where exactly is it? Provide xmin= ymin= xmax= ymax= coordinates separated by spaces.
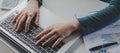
xmin=100 ymin=0 xmax=111 ymax=3
xmin=38 ymin=0 xmax=42 ymax=7
xmin=78 ymin=0 xmax=120 ymax=36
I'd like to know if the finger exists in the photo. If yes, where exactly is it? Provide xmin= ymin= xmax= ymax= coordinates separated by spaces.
xmin=16 ymin=14 xmax=26 ymax=32
xmin=14 ymin=13 xmax=24 ymax=30
xmin=35 ymin=13 xmax=40 ymax=26
xmin=12 ymin=12 xmax=22 ymax=23
xmin=42 ymin=34 xmax=59 ymax=46
xmin=24 ymin=14 xmax=34 ymax=32
xmin=35 ymin=27 xmax=52 ymax=39
xmin=35 ymin=30 xmax=55 ymax=45
xmin=51 ymin=37 xmax=64 ymax=48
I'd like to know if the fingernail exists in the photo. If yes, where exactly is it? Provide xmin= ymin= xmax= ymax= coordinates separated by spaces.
xmin=16 ymin=29 xmax=18 ymax=31
xmin=12 ymin=20 xmax=14 ymax=22
xmin=15 ymin=29 xmax=17 ymax=32
xmin=34 ymin=37 xmax=37 ymax=40
xmin=24 ymin=30 xmax=26 ymax=32
xmin=14 ymin=25 xmax=16 ymax=29
xmin=35 ymin=36 xmax=37 ymax=39
xmin=35 ymin=42 xmax=38 ymax=45
xmin=35 ymin=35 xmax=40 ymax=39
xmin=35 ymin=36 xmax=38 ymax=39
xmin=24 ymin=30 xmax=28 ymax=33
xmin=35 ymin=23 xmax=39 ymax=26
xmin=51 ymin=46 xmax=54 ymax=48
xmin=37 ymin=23 xmax=39 ymax=26
xmin=16 ymin=29 xmax=19 ymax=32
xmin=42 ymin=43 xmax=45 ymax=46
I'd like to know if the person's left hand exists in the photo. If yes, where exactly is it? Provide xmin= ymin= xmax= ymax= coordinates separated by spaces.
xmin=35 ymin=19 xmax=80 ymax=48
xmin=12 ymin=0 xmax=40 ymax=32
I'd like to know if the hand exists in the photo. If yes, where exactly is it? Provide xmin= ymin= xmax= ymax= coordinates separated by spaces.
xmin=12 ymin=0 xmax=40 ymax=32
xmin=35 ymin=19 xmax=80 ymax=48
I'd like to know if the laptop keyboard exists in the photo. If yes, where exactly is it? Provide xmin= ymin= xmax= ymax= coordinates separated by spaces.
xmin=0 ymin=11 xmax=64 ymax=53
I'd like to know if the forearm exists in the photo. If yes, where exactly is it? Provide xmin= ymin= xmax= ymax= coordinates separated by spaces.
xmin=78 ymin=0 xmax=120 ymax=35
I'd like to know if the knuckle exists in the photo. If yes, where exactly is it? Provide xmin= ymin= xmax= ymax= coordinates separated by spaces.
xmin=36 ymin=15 xmax=40 ymax=18
xmin=60 ymin=36 xmax=64 ymax=38
xmin=26 ymin=22 xmax=30 ymax=25
xmin=54 ymin=30 xmax=58 ymax=33
xmin=19 ymin=20 xmax=23 ymax=23
xmin=27 ymin=13 xmax=33 ymax=16
xmin=37 ymin=14 xmax=40 ymax=16
xmin=54 ymin=30 xmax=60 ymax=35
xmin=47 ymin=26 xmax=52 ymax=29
xmin=23 ymin=12 xmax=27 ymax=15
xmin=60 ymin=35 xmax=66 ymax=38
xmin=20 ymin=11 xmax=23 ymax=13
xmin=21 ymin=11 xmax=26 ymax=14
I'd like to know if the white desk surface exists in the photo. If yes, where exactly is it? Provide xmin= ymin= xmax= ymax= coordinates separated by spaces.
xmin=0 ymin=0 xmax=108 ymax=53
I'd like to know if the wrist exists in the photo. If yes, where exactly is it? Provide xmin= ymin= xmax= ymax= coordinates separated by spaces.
xmin=28 ymin=0 xmax=39 ymax=6
xmin=68 ymin=19 xmax=80 ymax=31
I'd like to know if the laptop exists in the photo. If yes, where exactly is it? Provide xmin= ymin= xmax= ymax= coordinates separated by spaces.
xmin=0 ymin=0 xmax=80 ymax=53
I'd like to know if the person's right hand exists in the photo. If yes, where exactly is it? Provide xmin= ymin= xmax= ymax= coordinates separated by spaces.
xmin=12 ymin=0 xmax=40 ymax=32
xmin=35 ymin=19 xmax=80 ymax=48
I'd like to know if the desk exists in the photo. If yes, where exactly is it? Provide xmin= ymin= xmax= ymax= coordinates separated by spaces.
xmin=0 ymin=0 xmax=108 ymax=53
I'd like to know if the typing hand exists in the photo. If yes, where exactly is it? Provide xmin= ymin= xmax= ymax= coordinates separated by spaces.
xmin=12 ymin=0 xmax=40 ymax=32
xmin=35 ymin=19 xmax=80 ymax=48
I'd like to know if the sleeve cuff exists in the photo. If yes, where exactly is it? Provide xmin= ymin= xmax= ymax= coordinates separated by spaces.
xmin=100 ymin=0 xmax=110 ymax=3
xmin=38 ymin=0 xmax=42 ymax=7
xmin=77 ymin=17 xmax=87 ymax=36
